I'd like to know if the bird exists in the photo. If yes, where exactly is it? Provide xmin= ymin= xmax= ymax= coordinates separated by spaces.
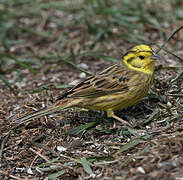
xmin=15 ymin=44 xmax=159 ymax=127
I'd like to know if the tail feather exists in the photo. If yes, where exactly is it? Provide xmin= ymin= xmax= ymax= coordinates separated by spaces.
xmin=15 ymin=97 xmax=83 ymax=126
xmin=16 ymin=105 xmax=63 ymax=124
xmin=16 ymin=99 xmax=73 ymax=124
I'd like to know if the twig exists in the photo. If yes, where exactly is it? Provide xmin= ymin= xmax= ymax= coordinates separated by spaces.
xmin=29 ymin=147 xmax=50 ymax=162
xmin=30 ymin=145 xmax=74 ymax=170
xmin=30 ymin=149 xmax=43 ymax=168
xmin=0 ymin=133 xmax=10 ymax=160
xmin=0 ymin=170 xmax=24 ymax=180
xmin=94 ymin=160 xmax=118 ymax=165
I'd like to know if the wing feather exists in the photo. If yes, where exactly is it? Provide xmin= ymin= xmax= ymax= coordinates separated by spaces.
xmin=56 ymin=64 xmax=139 ymax=99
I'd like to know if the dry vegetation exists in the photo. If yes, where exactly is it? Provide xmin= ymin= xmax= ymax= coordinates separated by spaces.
xmin=0 ymin=0 xmax=183 ymax=179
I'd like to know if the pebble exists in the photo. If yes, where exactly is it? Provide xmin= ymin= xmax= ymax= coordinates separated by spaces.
xmin=79 ymin=72 xmax=86 ymax=79
xmin=77 ymin=63 xmax=88 ymax=70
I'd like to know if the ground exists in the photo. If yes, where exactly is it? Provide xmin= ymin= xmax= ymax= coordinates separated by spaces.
xmin=0 ymin=0 xmax=183 ymax=179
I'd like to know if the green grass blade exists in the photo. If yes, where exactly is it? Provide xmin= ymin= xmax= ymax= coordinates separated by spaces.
xmin=1 ymin=54 xmax=37 ymax=74
xmin=137 ymin=108 xmax=159 ymax=127
xmin=117 ymin=138 xmax=145 ymax=154
xmin=66 ymin=121 xmax=98 ymax=135
xmin=21 ymin=27 xmax=52 ymax=38
xmin=156 ymin=26 xmax=183 ymax=53
xmin=80 ymin=157 xmax=93 ymax=175
xmin=46 ymin=170 xmax=66 ymax=179
xmin=0 ymin=75 xmax=14 ymax=92
xmin=156 ymin=45 xmax=183 ymax=63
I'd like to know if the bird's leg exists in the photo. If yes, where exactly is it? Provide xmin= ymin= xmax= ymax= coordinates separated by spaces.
xmin=107 ymin=109 xmax=131 ymax=127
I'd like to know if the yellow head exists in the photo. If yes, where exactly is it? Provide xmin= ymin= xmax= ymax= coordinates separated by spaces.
xmin=122 ymin=44 xmax=159 ymax=74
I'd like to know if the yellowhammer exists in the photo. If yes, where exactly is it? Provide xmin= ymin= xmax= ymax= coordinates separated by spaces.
xmin=16 ymin=44 xmax=159 ymax=126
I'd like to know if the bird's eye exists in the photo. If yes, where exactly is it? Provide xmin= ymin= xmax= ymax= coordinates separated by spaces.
xmin=139 ymin=55 xmax=145 ymax=60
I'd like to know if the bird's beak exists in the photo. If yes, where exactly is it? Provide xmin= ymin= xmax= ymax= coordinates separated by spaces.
xmin=150 ymin=52 xmax=160 ymax=60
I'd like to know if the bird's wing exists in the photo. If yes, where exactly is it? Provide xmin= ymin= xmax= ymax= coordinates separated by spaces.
xmin=57 ymin=64 xmax=136 ymax=99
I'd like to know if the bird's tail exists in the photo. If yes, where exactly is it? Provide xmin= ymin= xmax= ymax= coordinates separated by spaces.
xmin=15 ymin=98 xmax=79 ymax=125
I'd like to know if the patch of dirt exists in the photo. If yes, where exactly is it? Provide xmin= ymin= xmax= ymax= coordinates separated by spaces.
xmin=1 ymin=50 xmax=183 ymax=179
